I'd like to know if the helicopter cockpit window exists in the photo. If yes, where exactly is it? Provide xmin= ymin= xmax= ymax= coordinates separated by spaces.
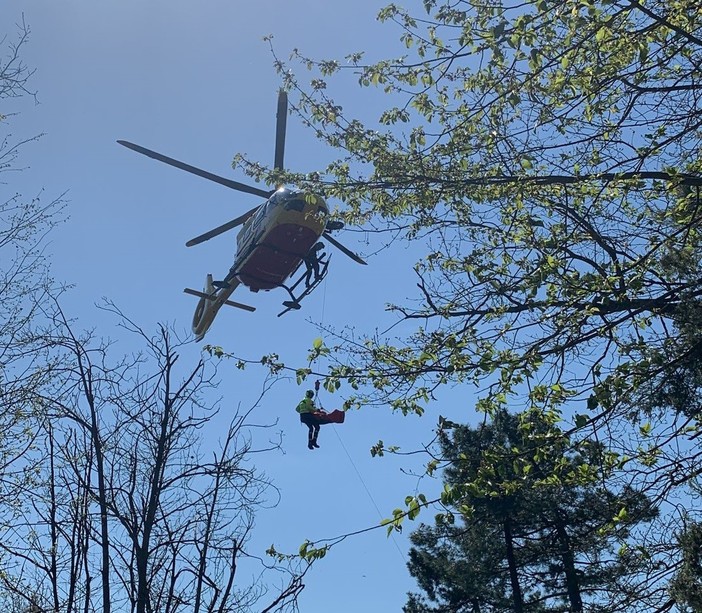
xmin=265 ymin=198 xmax=277 ymax=215
xmin=253 ymin=203 xmax=267 ymax=225
xmin=284 ymin=198 xmax=305 ymax=212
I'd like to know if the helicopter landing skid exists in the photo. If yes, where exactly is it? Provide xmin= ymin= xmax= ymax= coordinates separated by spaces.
xmin=277 ymin=258 xmax=330 ymax=317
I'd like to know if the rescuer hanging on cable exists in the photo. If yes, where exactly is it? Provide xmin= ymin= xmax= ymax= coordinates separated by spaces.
xmin=295 ymin=381 xmax=345 ymax=450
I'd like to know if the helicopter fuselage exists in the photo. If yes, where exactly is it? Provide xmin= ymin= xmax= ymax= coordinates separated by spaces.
xmin=118 ymin=89 xmax=363 ymax=343
xmin=232 ymin=188 xmax=328 ymax=290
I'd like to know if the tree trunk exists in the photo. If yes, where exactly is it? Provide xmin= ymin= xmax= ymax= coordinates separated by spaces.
xmin=79 ymin=361 xmax=111 ymax=613
xmin=553 ymin=514 xmax=583 ymax=612
xmin=48 ymin=425 xmax=60 ymax=613
xmin=137 ymin=345 xmax=177 ymax=613
xmin=503 ymin=517 xmax=524 ymax=613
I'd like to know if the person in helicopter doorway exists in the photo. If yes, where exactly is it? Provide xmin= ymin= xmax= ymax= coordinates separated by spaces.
xmin=303 ymin=242 xmax=326 ymax=288
xmin=296 ymin=389 xmax=326 ymax=450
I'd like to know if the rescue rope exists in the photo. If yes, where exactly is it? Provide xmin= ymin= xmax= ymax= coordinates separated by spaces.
xmin=332 ymin=428 xmax=383 ymax=519
xmin=331 ymin=426 xmax=406 ymax=562
xmin=320 ymin=268 xmax=327 ymax=327
xmin=315 ymin=271 xmax=405 ymax=561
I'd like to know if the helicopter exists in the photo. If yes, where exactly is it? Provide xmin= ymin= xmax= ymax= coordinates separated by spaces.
xmin=118 ymin=90 xmax=366 ymax=341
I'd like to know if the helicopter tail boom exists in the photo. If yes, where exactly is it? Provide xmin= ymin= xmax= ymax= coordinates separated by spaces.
xmin=186 ymin=275 xmax=254 ymax=341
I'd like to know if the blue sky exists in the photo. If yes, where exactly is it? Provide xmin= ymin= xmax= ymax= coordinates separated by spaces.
xmin=2 ymin=2 xmax=470 ymax=610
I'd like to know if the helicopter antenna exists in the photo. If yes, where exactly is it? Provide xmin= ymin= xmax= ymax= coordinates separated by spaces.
xmin=274 ymin=90 xmax=288 ymax=173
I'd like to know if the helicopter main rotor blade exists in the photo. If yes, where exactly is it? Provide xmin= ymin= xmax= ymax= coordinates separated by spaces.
xmin=186 ymin=206 xmax=259 ymax=247
xmin=274 ymin=90 xmax=287 ymax=172
xmin=323 ymin=231 xmax=367 ymax=265
xmin=117 ymin=140 xmax=273 ymax=198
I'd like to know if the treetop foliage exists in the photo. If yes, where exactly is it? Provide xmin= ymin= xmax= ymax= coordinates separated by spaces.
xmin=255 ymin=0 xmax=702 ymax=429
xmin=233 ymin=1 xmax=702 ymax=609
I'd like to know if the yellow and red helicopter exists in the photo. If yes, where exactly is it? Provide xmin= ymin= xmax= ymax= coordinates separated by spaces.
xmin=118 ymin=91 xmax=365 ymax=340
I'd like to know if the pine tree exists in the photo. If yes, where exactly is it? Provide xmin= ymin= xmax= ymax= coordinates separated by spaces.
xmin=670 ymin=521 xmax=702 ymax=612
xmin=405 ymin=411 xmax=657 ymax=612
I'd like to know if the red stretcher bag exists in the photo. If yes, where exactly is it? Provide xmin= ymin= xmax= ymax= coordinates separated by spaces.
xmin=314 ymin=409 xmax=345 ymax=425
